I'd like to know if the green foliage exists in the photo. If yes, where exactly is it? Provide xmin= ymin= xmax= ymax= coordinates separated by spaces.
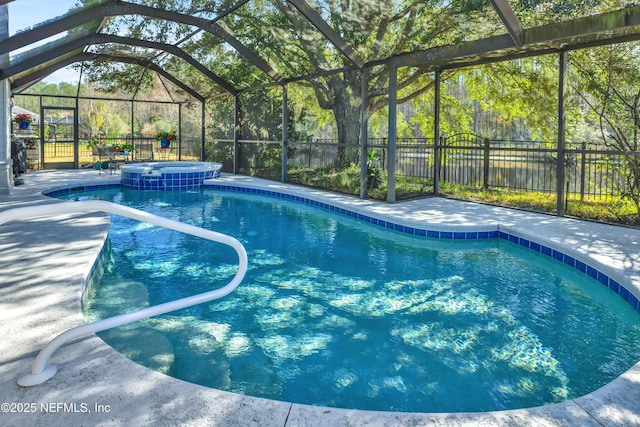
xmin=206 ymin=95 xmax=235 ymax=140
xmin=288 ymin=83 xmax=337 ymax=140
xmin=568 ymin=44 xmax=640 ymax=216
xmin=288 ymin=164 xmax=361 ymax=196
xmin=366 ymin=149 xmax=384 ymax=189
xmin=23 ymin=81 xmax=78 ymax=97
xmin=79 ymin=97 xmax=130 ymax=138
xmin=461 ymin=57 xmax=558 ymax=141
xmin=395 ymin=177 xmax=434 ymax=200
xmin=22 ymin=0 xmax=640 ymax=224
xmin=439 ymin=183 xmax=640 ymax=225
xmin=205 ymin=140 xmax=234 ymax=167
xmin=237 ymin=87 xmax=309 ymax=142
xmin=71 ymin=0 xmax=559 ymax=150
xmin=83 ymin=63 xmax=156 ymax=96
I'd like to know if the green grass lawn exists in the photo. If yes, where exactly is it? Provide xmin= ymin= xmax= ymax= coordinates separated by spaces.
xmin=286 ymin=166 xmax=640 ymax=227
xmin=438 ymin=183 xmax=640 ymax=227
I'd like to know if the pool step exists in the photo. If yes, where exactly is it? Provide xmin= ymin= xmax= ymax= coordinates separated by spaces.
xmin=100 ymin=327 xmax=176 ymax=375
xmin=85 ymin=278 xmax=176 ymax=374
xmin=85 ymin=279 xmax=150 ymax=316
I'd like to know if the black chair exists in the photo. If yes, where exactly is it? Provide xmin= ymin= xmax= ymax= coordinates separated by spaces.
xmin=134 ymin=143 xmax=155 ymax=162
xmin=95 ymin=144 xmax=118 ymax=175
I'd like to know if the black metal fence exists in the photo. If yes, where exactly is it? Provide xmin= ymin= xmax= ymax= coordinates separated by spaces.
xmin=288 ymin=139 xmax=360 ymax=170
xmin=203 ymin=134 xmax=639 ymax=203
xmin=437 ymin=135 xmax=633 ymax=200
xmin=76 ymin=135 xmax=201 ymax=163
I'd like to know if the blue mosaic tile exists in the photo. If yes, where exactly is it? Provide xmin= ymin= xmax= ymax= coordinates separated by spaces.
xmin=440 ymin=231 xmax=453 ymax=239
xmin=620 ymin=286 xmax=630 ymax=301
xmin=597 ymin=271 xmax=609 ymax=286
xmin=541 ymin=246 xmax=552 ymax=256
xmin=609 ymin=279 xmax=621 ymax=293
xmin=563 ymin=255 xmax=575 ymax=267
xmin=552 ymin=250 xmax=564 ymax=261
xmin=519 ymin=237 xmax=530 ymax=247
xmin=586 ymin=265 xmax=598 ymax=279
xmin=427 ymin=230 xmax=439 ymax=238
xmin=465 ymin=232 xmax=478 ymax=239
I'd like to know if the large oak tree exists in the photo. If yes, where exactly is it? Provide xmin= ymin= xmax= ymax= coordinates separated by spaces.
xmin=80 ymin=0 xmax=503 ymax=146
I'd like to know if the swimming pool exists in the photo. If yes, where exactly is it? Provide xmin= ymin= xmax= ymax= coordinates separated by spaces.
xmin=59 ymin=186 xmax=640 ymax=413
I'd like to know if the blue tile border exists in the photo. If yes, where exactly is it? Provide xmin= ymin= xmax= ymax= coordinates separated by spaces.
xmin=205 ymin=183 xmax=640 ymax=314
xmin=44 ymin=181 xmax=640 ymax=316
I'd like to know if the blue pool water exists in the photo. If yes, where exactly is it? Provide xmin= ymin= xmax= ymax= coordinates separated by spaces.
xmin=60 ymin=187 xmax=640 ymax=413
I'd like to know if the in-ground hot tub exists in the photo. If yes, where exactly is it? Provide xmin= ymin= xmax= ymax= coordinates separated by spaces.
xmin=120 ymin=162 xmax=222 ymax=190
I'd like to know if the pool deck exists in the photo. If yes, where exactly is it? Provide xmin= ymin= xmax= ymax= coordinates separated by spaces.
xmin=0 ymin=169 xmax=639 ymax=426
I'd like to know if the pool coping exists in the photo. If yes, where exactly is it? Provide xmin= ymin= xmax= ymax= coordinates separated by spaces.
xmin=0 ymin=170 xmax=639 ymax=426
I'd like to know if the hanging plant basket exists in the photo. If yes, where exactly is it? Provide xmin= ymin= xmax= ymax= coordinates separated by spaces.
xmin=160 ymin=138 xmax=171 ymax=148
xmin=18 ymin=121 xmax=30 ymax=129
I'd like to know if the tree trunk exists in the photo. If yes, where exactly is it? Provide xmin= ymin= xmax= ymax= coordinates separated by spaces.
xmin=328 ymin=70 xmax=362 ymax=166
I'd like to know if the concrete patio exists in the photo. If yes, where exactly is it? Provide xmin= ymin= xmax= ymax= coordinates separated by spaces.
xmin=0 ymin=169 xmax=638 ymax=426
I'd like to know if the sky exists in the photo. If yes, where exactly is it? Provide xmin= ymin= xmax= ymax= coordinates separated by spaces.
xmin=7 ymin=0 xmax=83 ymax=84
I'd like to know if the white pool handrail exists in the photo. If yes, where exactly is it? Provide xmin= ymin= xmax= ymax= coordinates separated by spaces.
xmin=0 ymin=200 xmax=248 ymax=387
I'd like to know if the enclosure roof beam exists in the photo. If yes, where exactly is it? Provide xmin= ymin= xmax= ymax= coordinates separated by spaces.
xmin=6 ymin=0 xmax=640 ymax=92
xmin=286 ymin=0 xmax=364 ymax=69
xmin=93 ymin=53 xmax=205 ymax=102
xmin=10 ymin=51 xmax=204 ymax=102
xmin=396 ymin=5 xmax=640 ymax=69
xmin=0 ymin=0 xmax=282 ymax=82
xmin=0 ymin=0 xmax=116 ymax=56
xmin=10 ymin=53 xmax=87 ymax=93
xmin=212 ymin=0 xmax=251 ymax=24
xmin=2 ymin=33 xmax=237 ymax=95
xmin=523 ymin=6 xmax=640 ymax=45
xmin=118 ymin=1 xmax=283 ymax=82
xmin=488 ymin=0 xmax=523 ymax=46
xmin=101 ymin=35 xmax=237 ymax=95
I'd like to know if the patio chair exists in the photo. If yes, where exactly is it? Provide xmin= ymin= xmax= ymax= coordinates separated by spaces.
xmin=134 ymin=143 xmax=154 ymax=162
xmin=94 ymin=144 xmax=117 ymax=175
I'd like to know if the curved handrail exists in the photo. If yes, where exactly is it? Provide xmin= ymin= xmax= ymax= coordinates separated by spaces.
xmin=0 ymin=200 xmax=248 ymax=387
